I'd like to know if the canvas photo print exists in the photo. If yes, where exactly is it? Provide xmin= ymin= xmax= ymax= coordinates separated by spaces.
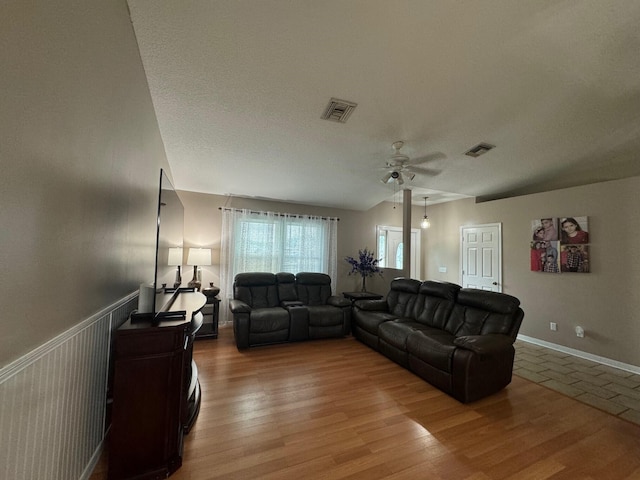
xmin=531 ymin=216 xmax=589 ymax=273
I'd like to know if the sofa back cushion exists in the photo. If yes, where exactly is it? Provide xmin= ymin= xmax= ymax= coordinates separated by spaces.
xmin=386 ymin=278 xmax=421 ymax=318
xmin=414 ymin=281 xmax=461 ymax=329
xmin=233 ymin=272 xmax=280 ymax=308
xmin=447 ymin=288 xmax=524 ymax=338
xmin=296 ymin=272 xmax=332 ymax=305
xmin=276 ymin=272 xmax=298 ymax=302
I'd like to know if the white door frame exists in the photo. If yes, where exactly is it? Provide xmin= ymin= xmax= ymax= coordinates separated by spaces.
xmin=376 ymin=225 xmax=421 ymax=279
xmin=459 ymin=223 xmax=502 ymax=292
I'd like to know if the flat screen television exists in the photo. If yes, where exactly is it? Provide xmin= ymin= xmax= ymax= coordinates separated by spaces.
xmin=153 ymin=169 xmax=184 ymax=317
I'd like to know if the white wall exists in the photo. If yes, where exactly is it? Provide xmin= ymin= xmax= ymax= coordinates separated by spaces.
xmin=0 ymin=0 xmax=170 ymax=367
xmin=422 ymin=177 xmax=640 ymax=367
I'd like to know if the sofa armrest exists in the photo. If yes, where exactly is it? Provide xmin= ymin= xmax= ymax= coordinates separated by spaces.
xmin=327 ymin=296 xmax=351 ymax=308
xmin=354 ymin=299 xmax=388 ymax=311
xmin=229 ymin=299 xmax=251 ymax=313
xmin=454 ymin=334 xmax=514 ymax=357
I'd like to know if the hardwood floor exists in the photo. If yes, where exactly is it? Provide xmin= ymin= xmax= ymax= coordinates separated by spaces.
xmin=93 ymin=326 xmax=640 ymax=479
xmin=178 ymin=327 xmax=640 ymax=479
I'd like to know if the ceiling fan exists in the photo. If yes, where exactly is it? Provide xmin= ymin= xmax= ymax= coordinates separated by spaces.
xmin=380 ymin=141 xmax=444 ymax=185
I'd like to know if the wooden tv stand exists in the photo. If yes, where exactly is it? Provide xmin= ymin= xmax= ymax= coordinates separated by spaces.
xmin=108 ymin=290 xmax=205 ymax=480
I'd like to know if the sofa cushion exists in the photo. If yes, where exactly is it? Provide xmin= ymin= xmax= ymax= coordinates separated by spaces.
xmin=276 ymin=272 xmax=298 ymax=302
xmin=234 ymin=272 xmax=280 ymax=308
xmin=446 ymin=289 xmax=522 ymax=337
xmin=413 ymin=281 xmax=460 ymax=329
xmin=249 ymin=307 xmax=289 ymax=333
xmin=378 ymin=320 xmax=445 ymax=350
xmin=296 ymin=272 xmax=333 ymax=305
xmin=387 ymin=278 xmax=422 ymax=318
xmin=353 ymin=310 xmax=396 ymax=335
xmin=406 ymin=330 xmax=457 ymax=373
xmin=307 ymin=305 xmax=343 ymax=327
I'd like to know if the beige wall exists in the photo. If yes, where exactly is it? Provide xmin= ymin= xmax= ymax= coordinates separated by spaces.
xmin=422 ymin=177 xmax=640 ymax=367
xmin=182 ymin=177 xmax=640 ymax=368
xmin=4 ymin=0 xmax=637 ymax=372
xmin=0 ymin=0 xmax=170 ymax=366
xmin=179 ymin=192 xmax=417 ymax=296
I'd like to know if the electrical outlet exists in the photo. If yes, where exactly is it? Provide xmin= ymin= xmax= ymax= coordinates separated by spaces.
xmin=438 ymin=266 xmax=447 ymax=273
xmin=550 ymin=322 xmax=557 ymax=331
xmin=575 ymin=326 xmax=585 ymax=338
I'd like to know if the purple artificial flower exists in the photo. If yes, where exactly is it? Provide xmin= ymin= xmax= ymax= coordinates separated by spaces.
xmin=345 ymin=248 xmax=383 ymax=278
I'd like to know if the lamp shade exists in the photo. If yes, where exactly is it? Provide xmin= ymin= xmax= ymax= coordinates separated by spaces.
xmin=187 ymin=248 xmax=211 ymax=266
xmin=167 ymin=247 xmax=183 ymax=266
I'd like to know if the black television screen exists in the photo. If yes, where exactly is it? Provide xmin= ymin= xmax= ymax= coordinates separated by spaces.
xmin=153 ymin=169 xmax=184 ymax=316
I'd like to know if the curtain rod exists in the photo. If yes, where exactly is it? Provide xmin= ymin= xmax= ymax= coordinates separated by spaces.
xmin=218 ymin=207 xmax=339 ymax=221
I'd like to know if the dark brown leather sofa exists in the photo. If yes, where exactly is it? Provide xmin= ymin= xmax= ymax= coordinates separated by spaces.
xmin=352 ymin=278 xmax=524 ymax=403
xmin=229 ymin=272 xmax=351 ymax=349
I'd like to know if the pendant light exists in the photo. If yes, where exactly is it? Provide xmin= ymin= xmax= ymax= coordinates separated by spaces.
xmin=421 ymin=197 xmax=430 ymax=229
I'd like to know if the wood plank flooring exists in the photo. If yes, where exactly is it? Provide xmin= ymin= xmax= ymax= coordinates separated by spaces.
xmin=180 ymin=327 xmax=640 ymax=479
xmin=93 ymin=326 xmax=640 ymax=479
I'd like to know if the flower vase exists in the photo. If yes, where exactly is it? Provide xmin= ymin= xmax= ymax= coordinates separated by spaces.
xmin=361 ymin=275 xmax=366 ymax=292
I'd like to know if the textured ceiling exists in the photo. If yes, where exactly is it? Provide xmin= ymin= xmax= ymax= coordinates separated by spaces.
xmin=128 ymin=0 xmax=640 ymax=210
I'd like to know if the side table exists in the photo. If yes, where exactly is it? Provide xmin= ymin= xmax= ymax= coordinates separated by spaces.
xmin=343 ymin=291 xmax=384 ymax=304
xmin=196 ymin=295 xmax=220 ymax=339
xmin=342 ymin=291 xmax=383 ymax=335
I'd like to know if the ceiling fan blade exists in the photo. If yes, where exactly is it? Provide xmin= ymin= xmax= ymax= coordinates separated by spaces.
xmin=405 ymin=165 xmax=442 ymax=176
xmin=408 ymin=152 xmax=447 ymax=166
xmin=381 ymin=171 xmax=393 ymax=184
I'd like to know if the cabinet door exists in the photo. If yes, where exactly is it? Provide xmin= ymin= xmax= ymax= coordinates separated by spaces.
xmin=109 ymin=327 xmax=186 ymax=480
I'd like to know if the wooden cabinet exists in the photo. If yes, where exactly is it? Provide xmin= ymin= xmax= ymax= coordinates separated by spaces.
xmin=109 ymin=292 xmax=205 ymax=480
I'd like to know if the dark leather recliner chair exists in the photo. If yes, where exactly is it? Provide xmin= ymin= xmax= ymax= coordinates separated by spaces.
xmin=295 ymin=272 xmax=351 ymax=339
xmin=230 ymin=272 xmax=290 ymax=349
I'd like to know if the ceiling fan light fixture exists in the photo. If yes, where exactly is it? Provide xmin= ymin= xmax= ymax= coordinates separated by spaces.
xmin=381 ymin=171 xmax=393 ymax=184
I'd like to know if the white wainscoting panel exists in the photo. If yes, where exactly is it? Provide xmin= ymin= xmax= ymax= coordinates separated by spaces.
xmin=0 ymin=293 xmax=137 ymax=480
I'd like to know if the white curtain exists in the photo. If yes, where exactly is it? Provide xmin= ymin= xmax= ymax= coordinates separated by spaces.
xmin=220 ymin=209 xmax=338 ymax=324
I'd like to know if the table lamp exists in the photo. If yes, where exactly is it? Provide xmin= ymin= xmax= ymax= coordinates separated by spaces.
xmin=187 ymin=248 xmax=211 ymax=291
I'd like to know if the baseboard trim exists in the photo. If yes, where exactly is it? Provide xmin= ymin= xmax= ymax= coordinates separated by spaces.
xmin=517 ymin=334 xmax=640 ymax=375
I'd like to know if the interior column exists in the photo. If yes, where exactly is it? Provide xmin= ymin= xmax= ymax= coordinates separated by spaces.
xmin=403 ymin=188 xmax=412 ymax=277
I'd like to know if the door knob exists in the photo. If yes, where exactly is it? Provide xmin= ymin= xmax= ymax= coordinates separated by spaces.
xmin=492 ymin=282 xmax=498 ymax=285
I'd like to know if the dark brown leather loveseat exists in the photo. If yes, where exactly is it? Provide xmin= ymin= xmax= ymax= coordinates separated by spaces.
xmin=352 ymin=278 xmax=524 ymax=403
xmin=229 ymin=272 xmax=351 ymax=349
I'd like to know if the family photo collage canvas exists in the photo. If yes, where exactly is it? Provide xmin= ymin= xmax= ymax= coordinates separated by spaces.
xmin=530 ymin=217 xmax=590 ymax=274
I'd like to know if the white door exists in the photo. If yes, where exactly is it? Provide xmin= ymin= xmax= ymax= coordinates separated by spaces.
xmin=460 ymin=223 xmax=502 ymax=292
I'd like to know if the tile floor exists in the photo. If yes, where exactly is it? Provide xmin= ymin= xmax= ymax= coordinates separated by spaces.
xmin=514 ymin=340 xmax=640 ymax=426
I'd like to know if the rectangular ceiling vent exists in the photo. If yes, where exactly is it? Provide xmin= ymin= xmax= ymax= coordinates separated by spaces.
xmin=465 ymin=142 xmax=495 ymax=157
xmin=321 ymin=98 xmax=357 ymax=123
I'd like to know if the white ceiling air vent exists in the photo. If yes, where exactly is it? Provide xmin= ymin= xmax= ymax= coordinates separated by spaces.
xmin=465 ymin=142 xmax=495 ymax=157
xmin=321 ymin=98 xmax=357 ymax=123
